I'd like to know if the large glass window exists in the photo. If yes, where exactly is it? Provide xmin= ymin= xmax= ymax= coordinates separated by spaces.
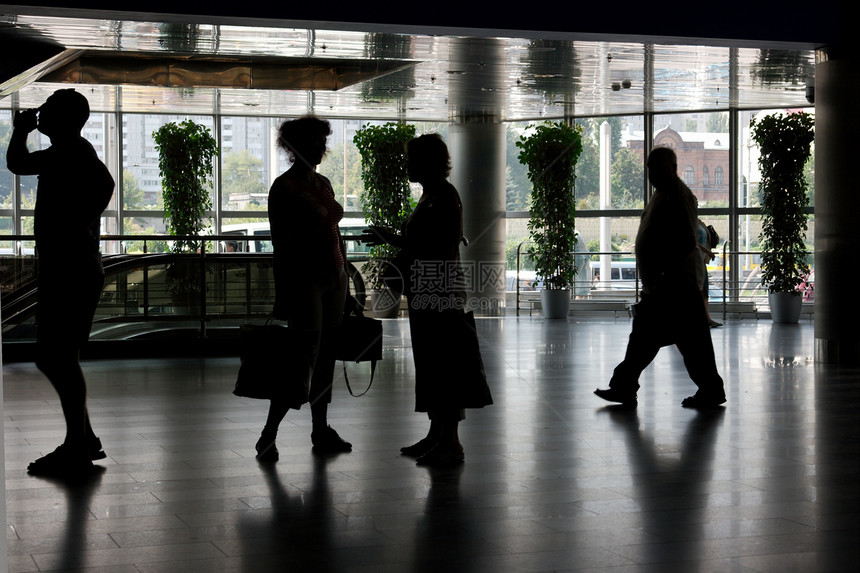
xmin=738 ymin=108 xmax=814 ymax=210
xmin=1 ymin=94 xmax=818 ymax=306
xmin=735 ymin=108 xmax=815 ymax=303
xmin=575 ymin=116 xmax=644 ymax=210
xmin=220 ymin=116 xmax=280 ymax=213
xmin=1 ymin=110 xmax=14 ymax=250
xmin=505 ymin=117 xmax=644 ymax=277
xmin=316 ymin=118 xmax=365 ymax=211
xmin=504 ymin=121 xmax=531 ymax=213
xmin=1 ymin=110 xmax=13 ymax=212
xmin=17 ymin=125 xmax=50 ymax=225
xmin=0 ymin=109 xmax=118 ymax=252
xmin=122 ymin=114 xmax=214 ymax=236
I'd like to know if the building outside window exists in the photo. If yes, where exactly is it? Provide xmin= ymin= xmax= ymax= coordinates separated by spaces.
xmin=684 ymin=165 xmax=695 ymax=185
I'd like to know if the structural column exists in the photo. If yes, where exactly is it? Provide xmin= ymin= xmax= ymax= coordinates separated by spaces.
xmin=448 ymin=38 xmax=507 ymax=316
xmin=814 ymin=47 xmax=860 ymax=364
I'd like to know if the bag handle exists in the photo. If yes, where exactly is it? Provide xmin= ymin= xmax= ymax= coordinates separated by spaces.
xmin=341 ymin=293 xmax=376 ymax=397
xmin=342 ymin=360 xmax=375 ymax=397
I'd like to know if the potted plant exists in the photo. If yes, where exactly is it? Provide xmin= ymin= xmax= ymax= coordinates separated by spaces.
xmin=749 ymin=110 xmax=814 ymax=324
xmin=517 ymin=120 xmax=583 ymax=318
xmin=353 ymin=121 xmax=416 ymax=316
xmin=153 ymin=119 xmax=219 ymax=312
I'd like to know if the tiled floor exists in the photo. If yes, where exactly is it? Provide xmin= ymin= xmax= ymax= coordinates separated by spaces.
xmin=3 ymin=317 xmax=859 ymax=572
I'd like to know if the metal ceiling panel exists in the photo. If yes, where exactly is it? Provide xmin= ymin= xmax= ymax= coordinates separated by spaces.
xmin=0 ymin=12 xmax=815 ymax=120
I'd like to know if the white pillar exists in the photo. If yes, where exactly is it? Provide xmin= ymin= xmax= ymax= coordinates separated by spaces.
xmin=599 ymin=121 xmax=612 ymax=289
xmin=449 ymin=38 xmax=507 ymax=316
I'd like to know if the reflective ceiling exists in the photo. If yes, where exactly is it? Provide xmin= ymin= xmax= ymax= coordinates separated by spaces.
xmin=1 ymin=12 xmax=816 ymax=120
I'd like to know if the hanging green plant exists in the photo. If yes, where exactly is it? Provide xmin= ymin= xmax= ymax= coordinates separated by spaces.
xmin=353 ymin=121 xmax=416 ymax=288
xmin=154 ymin=119 xmax=219 ymax=254
xmin=749 ymin=111 xmax=814 ymax=294
xmin=517 ymin=121 xmax=583 ymax=290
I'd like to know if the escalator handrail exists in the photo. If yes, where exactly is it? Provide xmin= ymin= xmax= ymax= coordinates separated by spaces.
xmin=1 ymin=252 xmax=274 ymax=329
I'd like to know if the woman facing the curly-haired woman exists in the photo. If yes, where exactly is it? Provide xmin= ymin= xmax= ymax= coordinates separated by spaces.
xmin=364 ymin=133 xmax=492 ymax=466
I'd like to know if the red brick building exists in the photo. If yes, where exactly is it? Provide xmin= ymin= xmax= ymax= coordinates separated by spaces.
xmin=630 ymin=127 xmax=730 ymax=205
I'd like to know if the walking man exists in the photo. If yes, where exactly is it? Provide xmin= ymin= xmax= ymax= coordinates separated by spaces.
xmin=595 ymin=147 xmax=726 ymax=408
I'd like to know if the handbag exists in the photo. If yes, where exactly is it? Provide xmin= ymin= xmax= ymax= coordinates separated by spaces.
xmin=233 ymin=321 xmax=318 ymax=408
xmin=450 ymin=311 xmax=493 ymax=408
xmin=336 ymin=300 xmax=383 ymax=397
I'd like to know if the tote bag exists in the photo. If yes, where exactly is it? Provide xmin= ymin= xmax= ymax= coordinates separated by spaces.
xmin=234 ymin=323 xmax=318 ymax=409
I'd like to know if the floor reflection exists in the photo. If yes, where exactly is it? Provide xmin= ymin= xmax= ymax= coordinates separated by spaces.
xmin=604 ymin=405 xmax=725 ymax=567
xmin=3 ymin=318 xmax=858 ymax=572
xmin=412 ymin=465 xmax=478 ymax=572
xmin=238 ymin=453 xmax=339 ymax=572
xmin=31 ymin=467 xmax=106 ymax=571
xmin=763 ymin=324 xmax=815 ymax=367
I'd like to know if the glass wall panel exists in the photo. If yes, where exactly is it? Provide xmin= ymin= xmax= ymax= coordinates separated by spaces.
xmin=504 ymin=121 xmax=532 ymax=213
xmin=314 ymin=119 xmax=445 ymax=214
xmin=18 ymin=217 xmax=35 ymax=250
xmin=1 ymin=110 xmax=12 ymax=215
xmin=121 ymin=216 xmax=170 ymax=252
xmin=122 ymin=113 xmax=215 ymax=220
xmin=574 ymin=216 xmax=638 ymax=259
xmin=220 ymin=116 xmax=281 ymax=212
xmin=88 ymin=112 xmax=121 ymax=251
xmin=317 ymin=118 xmax=365 ymax=211
xmin=653 ymin=111 xmax=730 ymax=208
xmin=575 ymin=116 xmax=644 ymax=210
xmin=738 ymin=108 xmax=815 ymax=209
xmin=696 ymin=214 xmax=729 ymax=301
xmin=736 ymin=107 xmax=814 ymax=305
xmin=505 ymin=217 xmax=529 ymax=270
xmin=505 ymin=216 xmax=642 ymax=291
xmin=0 ymin=216 xmax=13 ymax=259
xmin=738 ymin=109 xmax=761 ymax=209
xmin=17 ymin=126 xmax=50 ymax=216
xmin=220 ymin=217 xmax=271 ymax=253
xmin=731 ymin=212 xmax=815 ymax=304
xmin=509 ymin=119 xmax=644 ymax=213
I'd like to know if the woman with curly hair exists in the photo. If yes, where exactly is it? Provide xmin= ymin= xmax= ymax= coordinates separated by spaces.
xmin=256 ymin=116 xmax=352 ymax=461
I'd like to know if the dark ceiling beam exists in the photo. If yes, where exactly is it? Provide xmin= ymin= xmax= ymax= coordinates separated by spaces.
xmin=0 ymin=21 xmax=67 ymax=93
xmin=0 ymin=45 xmax=84 ymax=96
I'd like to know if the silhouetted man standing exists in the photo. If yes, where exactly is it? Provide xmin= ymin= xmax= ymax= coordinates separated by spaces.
xmin=595 ymin=147 xmax=726 ymax=408
xmin=7 ymin=89 xmax=114 ymax=476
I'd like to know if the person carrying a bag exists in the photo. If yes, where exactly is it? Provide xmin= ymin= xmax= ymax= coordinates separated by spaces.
xmin=363 ymin=134 xmax=492 ymax=466
xmin=257 ymin=116 xmax=353 ymax=461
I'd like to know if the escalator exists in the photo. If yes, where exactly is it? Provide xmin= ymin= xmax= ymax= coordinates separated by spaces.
xmin=2 ymin=253 xmax=367 ymax=362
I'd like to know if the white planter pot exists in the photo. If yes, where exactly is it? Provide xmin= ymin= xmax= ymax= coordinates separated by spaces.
xmin=769 ymin=291 xmax=803 ymax=324
xmin=540 ymin=288 xmax=571 ymax=319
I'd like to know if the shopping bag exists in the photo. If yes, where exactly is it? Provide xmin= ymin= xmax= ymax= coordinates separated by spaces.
xmin=234 ymin=323 xmax=318 ymax=408
xmin=335 ymin=304 xmax=383 ymax=397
